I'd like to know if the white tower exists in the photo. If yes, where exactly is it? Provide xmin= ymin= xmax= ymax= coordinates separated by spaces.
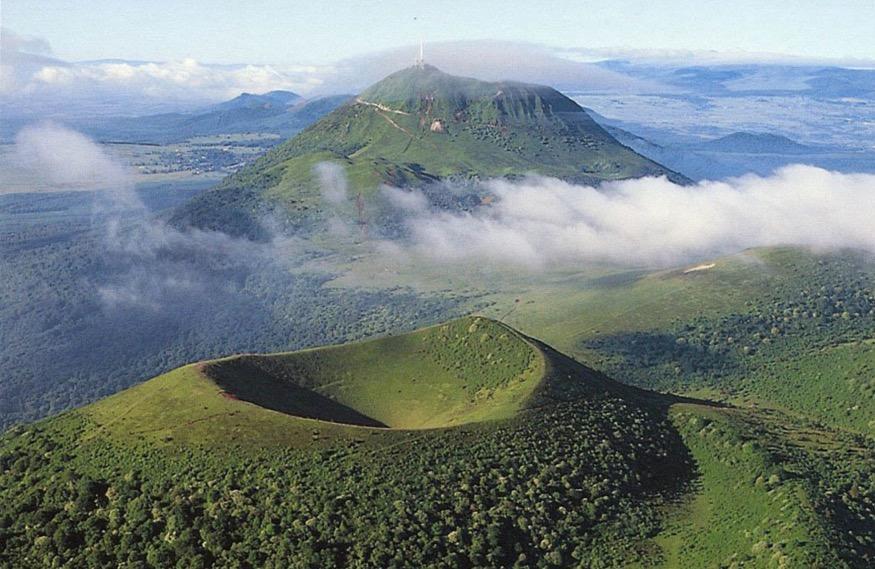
xmin=415 ymin=39 xmax=424 ymax=68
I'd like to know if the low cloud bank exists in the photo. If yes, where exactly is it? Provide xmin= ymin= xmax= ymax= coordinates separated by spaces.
xmin=13 ymin=125 xmax=875 ymax=284
xmin=10 ymin=122 xmax=129 ymax=191
xmin=320 ymin=40 xmax=668 ymax=95
xmin=315 ymin=162 xmax=349 ymax=204
xmin=7 ymin=122 xmax=297 ymax=311
xmin=380 ymin=166 xmax=875 ymax=268
xmin=1 ymin=28 xmax=324 ymax=116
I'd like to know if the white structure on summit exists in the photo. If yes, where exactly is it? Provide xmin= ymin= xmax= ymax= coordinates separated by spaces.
xmin=415 ymin=40 xmax=425 ymax=68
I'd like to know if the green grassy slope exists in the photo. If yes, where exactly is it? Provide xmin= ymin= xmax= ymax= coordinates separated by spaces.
xmin=84 ymin=317 xmax=547 ymax=445
xmin=171 ymin=65 xmax=685 ymax=236
xmin=416 ymin=248 xmax=873 ymax=435
xmin=739 ymin=340 xmax=875 ymax=433
xmin=649 ymin=404 xmax=870 ymax=569
xmin=0 ymin=317 xmax=697 ymax=567
xmin=571 ymin=250 xmax=875 ymax=435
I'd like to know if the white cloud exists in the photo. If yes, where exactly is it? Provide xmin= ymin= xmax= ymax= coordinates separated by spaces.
xmin=26 ymin=58 xmax=322 ymax=101
xmin=564 ymin=46 xmax=875 ymax=68
xmin=1 ymin=28 xmax=67 ymax=96
xmin=1 ymin=28 xmax=51 ymax=56
xmin=314 ymin=161 xmax=349 ymax=204
xmin=2 ymin=122 xmax=307 ymax=311
xmin=381 ymin=185 xmax=429 ymax=212
xmin=1 ymin=28 xmax=327 ymax=116
xmin=385 ymin=166 xmax=875 ymax=269
xmin=317 ymin=40 xmax=669 ymax=95
xmin=10 ymin=121 xmax=130 ymax=191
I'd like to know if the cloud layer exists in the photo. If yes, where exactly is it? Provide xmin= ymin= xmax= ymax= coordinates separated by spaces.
xmin=3 ymin=30 xmax=678 ymax=119
xmin=1 ymin=28 xmax=325 ymax=116
xmin=10 ymin=124 xmax=875 ymax=280
xmin=319 ymin=40 xmax=669 ymax=95
xmin=382 ymin=166 xmax=875 ymax=268
xmin=5 ymin=26 xmax=873 ymax=127
xmin=3 ymin=122 xmax=297 ymax=310
xmin=28 ymin=58 xmax=321 ymax=101
xmin=565 ymin=46 xmax=875 ymax=69
xmin=10 ymin=122 xmax=129 ymax=190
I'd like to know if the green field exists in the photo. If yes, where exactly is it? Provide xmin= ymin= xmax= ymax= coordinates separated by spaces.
xmin=650 ymin=404 xmax=860 ymax=569
xmin=335 ymin=246 xmax=874 ymax=434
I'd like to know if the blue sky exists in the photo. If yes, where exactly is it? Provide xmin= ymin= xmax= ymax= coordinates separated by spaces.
xmin=5 ymin=0 xmax=875 ymax=64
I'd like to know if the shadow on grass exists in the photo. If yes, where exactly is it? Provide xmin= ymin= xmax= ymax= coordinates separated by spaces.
xmin=206 ymin=356 xmax=388 ymax=428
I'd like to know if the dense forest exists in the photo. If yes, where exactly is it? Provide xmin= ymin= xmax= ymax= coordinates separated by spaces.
xmin=0 ymin=386 xmax=690 ymax=567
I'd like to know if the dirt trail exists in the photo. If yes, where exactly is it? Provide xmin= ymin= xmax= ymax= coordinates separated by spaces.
xmin=683 ymin=263 xmax=716 ymax=274
xmin=375 ymin=111 xmax=415 ymax=137
xmin=355 ymin=98 xmax=411 ymax=115
xmin=355 ymin=98 xmax=418 ymax=137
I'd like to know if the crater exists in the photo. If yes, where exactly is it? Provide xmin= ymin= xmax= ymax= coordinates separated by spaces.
xmin=203 ymin=317 xmax=545 ymax=429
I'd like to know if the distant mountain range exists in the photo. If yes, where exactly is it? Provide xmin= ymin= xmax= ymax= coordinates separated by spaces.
xmin=597 ymin=62 xmax=875 ymax=99
xmin=62 ymin=92 xmax=352 ymax=144
xmin=602 ymin=123 xmax=875 ymax=180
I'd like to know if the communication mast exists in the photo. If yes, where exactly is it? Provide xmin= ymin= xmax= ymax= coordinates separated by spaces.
xmin=415 ymin=39 xmax=424 ymax=68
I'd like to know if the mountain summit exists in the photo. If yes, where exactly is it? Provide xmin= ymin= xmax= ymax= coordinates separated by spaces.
xmin=360 ymin=64 xmax=586 ymax=117
xmin=172 ymin=65 xmax=685 ymax=236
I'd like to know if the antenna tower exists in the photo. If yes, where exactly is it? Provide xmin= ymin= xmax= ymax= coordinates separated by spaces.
xmin=415 ymin=39 xmax=424 ymax=68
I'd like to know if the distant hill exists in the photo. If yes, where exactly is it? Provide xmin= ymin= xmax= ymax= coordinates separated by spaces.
xmin=598 ymin=61 xmax=875 ymax=99
xmin=209 ymin=90 xmax=301 ymax=112
xmin=70 ymin=93 xmax=351 ymax=144
xmin=169 ymin=94 xmax=350 ymax=141
xmin=599 ymin=122 xmax=875 ymax=181
xmin=172 ymin=64 xmax=686 ymax=237
xmin=692 ymin=131 xmax=827 ymax=154
xmin=604 ymin=123 xmax=734 ymax=181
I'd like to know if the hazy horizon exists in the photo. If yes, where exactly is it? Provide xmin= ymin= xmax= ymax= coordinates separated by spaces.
xmin=5 ymin=0 xmax=875 ymax=65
